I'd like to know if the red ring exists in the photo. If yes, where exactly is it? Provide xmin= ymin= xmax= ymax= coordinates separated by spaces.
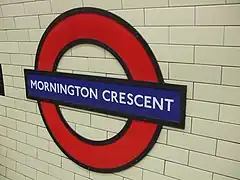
xmin=36 ymin=8 xmax=161 ymax=172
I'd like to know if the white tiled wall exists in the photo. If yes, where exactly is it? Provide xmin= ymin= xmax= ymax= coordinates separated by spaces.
xmin=0 ymin=0 xmax=240 ymax=180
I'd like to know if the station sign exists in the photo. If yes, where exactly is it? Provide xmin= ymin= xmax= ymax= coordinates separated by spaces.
xmin=23 ymin=7 xmax=187 ymax=173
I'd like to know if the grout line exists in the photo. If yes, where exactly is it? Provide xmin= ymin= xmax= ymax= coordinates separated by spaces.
xmin=143 ymin=8 xmax=146 ymax=26
xmin=3 ymin=23 xmax=240 ymax=29
xmin=90 ymin=114 xmax=92 ymax=127
xmin=2 ymin=40 xmax=240 ymax=48
xmin=190 ymin=117 xmax=193 ymax=133
xmin=194 ymin=6 xmax=196 ymax=25
xmin=0 ymin=1 xmax=231 ymax=9
xmin=167 ymin=62 xmax=170 ymax=80
xmin=193 ymin=45 xmax=196 ymax=63
xmin=215 ymin=139 xmax=218 ymax=156
xmin=217 ymin=103 xmax=221 ymax=122
xmin=168 ymin=26 xmax=170 ymax=44
xmin=163 ymin=160 xmax=166 ymax=175
xmin=187 ymin=150 xmax=190 ymax=165
xmin=48 ymin=0 xmax=53 ymax=13
xmin=223 ymin=26 xmax=226 ymax=46
xmin=0 ymin=6 xmax=3 ymax=16
xmin=120 ymin=0 xmax=123 ymax=9
xmin=192 ymin=82 xmax=195 ymax=99
xmin=220 ymin=66 xmax=223 ymax=85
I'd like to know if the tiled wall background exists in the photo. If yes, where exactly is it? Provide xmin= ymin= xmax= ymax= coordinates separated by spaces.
xmin=0 ymin=0 xmax=240 ymax=180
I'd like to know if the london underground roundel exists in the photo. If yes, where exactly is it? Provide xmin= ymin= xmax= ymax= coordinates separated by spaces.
xmin=24 ymin=7 xmax=187 ymax=173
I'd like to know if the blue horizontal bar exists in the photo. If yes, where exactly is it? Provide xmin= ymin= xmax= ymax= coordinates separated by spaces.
xmin=25 ymin=70 xmax=186 ymax=128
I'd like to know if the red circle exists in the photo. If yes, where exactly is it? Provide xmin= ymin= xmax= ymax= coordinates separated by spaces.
xmin=36 ymin=8 xmax=161 ymax=172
